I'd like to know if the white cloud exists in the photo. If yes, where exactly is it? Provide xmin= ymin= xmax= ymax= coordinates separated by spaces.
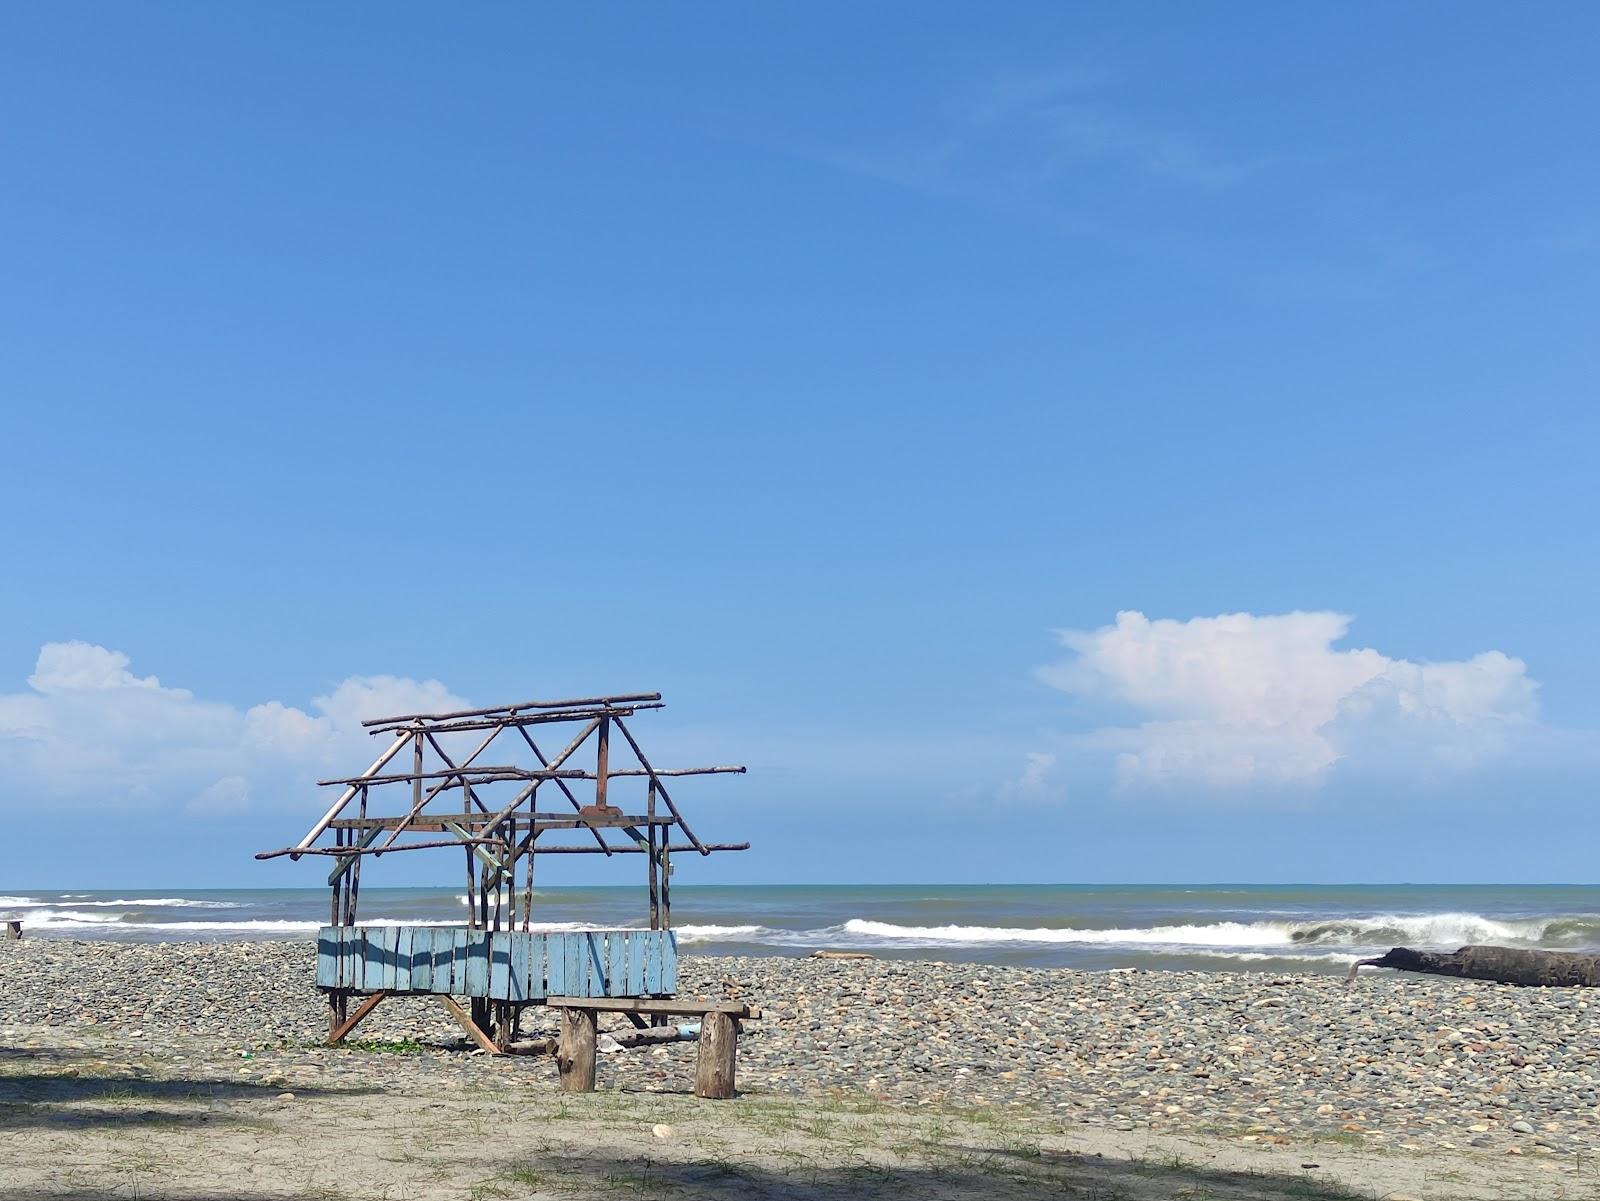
xmin=0 ymin=641 xmax=468 ymax=811
xmin=189 ymin=774 xmax=250 ymax=818
xmin=998 ymin=750 xmax=1062 ymax=803
xmin=1040 ymin=611 xmax=1538 ymax=789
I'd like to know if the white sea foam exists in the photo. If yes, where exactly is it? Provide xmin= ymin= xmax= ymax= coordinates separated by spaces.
xmin=674 ymin=924 xmax=765 ymax=943
xmin=0 ymin=910 xmax=130 ymax=926
xmin=830 ymin=912 xmax=1587 ymax=950
xmin=0 ymin=897 xmax=242 ymax=909
xmin=6 ymin=914 xmax=609 ymax=933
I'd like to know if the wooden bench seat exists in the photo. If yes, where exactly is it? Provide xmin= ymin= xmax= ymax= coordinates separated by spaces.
xmin=544 ymin=995 xmax=761 ymax=1099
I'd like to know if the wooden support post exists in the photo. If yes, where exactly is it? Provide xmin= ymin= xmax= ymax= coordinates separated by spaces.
xmin=442 ymin=995 xmax=501 ymax=1055
xmin=492 ymin=1001 xmax=516 ymax=1052
xmin=326 ymin=990 xmax=388 ymax=1045
xmin=594 ymin=716 xmax=611 ymax=810
xmin=647 ymin=780 xmax=660 ymax=930
xmin=327 ymin=990 xmax=349 ymax=1037
xmin=330 ymin=827 xmax=344 ymax=926
xmin=695 ymin=1012 xmax=738 ymax=1099
xmin=557 ymin=1006 xmax=597 ymax=1092
xmin=345 ymin=787 xmax=365 ymax=925
xmin=661 ymin=843 xmax=672 ymax=929
xmin=412 ymin=728 xmax=424 ymax=812
xmin=3 ymin=921 xmax=21 ymax=940
xmin=521 ymin=829 xmax=537 ymax=931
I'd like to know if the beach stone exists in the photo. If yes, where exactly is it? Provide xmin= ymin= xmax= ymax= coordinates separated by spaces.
xmin=5 ymin=937 xmax=1600 ymax=1154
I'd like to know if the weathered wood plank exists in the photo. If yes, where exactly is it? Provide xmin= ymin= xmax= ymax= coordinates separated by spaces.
xmin=344 ymin=928 xmax=362 ymax=990
xmin=587 ymin=932 xmax=607 ymax=995
xmin=564 ymin=935 xmax=584 ymax=999
xmin=380 ymin=927 xmax=402 ymax=990
xmin=316 ymin=929 xmax=339 ymax=989
xmin=395 ymin=927 xmax=414 ymax=992
xmin=411 ymin=928 xmax=434 ymax=993
xmin=546 ymin=933 xmax=566 ymax=996
xmin=489 ymin=932 xmax=512 ymax=1000
xmin=530 ymin=932 xmax=549 ymax=999
xmin=464 ymin=930 xmax=490 ymax=996
xmin=509 ymin=932 xmax=530 ymax=1003
xmin=662 ymin=930 xmax=678 ymax=994
xmin=626 ymin=929 xmax=646 ymax=995
xmin=450 ymin=928 xmax=468 ymax=993
xmin=644 ymin=932 xmax=663 ymax=994
xmin=607 ymin=931 xmax=626 ymax=998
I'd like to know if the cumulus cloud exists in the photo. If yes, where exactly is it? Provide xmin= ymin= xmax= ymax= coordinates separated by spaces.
xmin=1039 ymin=611 xmax=1538 ymax=789
xmin=998 ymin=750 xmax=1062 ymax=803
xmin=0 ymin=641 xmax=468 ymax=812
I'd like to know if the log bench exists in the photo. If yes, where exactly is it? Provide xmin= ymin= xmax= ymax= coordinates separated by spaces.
xmin=546 ymin=995 xmax=762 ymax=1099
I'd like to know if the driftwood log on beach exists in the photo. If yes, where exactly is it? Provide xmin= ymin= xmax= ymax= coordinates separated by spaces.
xmin=1348 ymin=944 xmax=1600 ymax=987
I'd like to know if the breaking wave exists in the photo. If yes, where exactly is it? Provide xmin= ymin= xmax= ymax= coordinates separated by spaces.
xmin=675 ymin=924 xmax=765 ymax=943
xmin=823 ymin=912 xmax=1600 ymax=952
xmin=0 ymin=896 xmax=242 ymax=909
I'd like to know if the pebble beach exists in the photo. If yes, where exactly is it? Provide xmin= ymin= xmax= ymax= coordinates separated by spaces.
xmin=4 ymin=937 xmax=1598 ymax=1162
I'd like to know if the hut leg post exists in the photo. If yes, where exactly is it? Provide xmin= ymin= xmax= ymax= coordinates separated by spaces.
xmin=492 ymin=1001 xmax=515 ymax=1052
xmin=558 ymin=1006 xmax=597 ymax=1092
xmin=695 ymin=1012 xmax=738 ymax=1099
xmin=327 ymin=990 xmax=349 ymax=1038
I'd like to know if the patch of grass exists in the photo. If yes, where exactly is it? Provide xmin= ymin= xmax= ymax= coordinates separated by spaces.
xmin=343 ymin=1037 xmax=428 ymax=1055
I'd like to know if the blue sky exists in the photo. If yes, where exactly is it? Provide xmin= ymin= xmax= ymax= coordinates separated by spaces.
xmin=2 ymin=5 xmax=1596 ymax=886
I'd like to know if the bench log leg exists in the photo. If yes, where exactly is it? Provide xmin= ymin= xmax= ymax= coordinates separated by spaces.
xmin=695 ymin=1012 xmax=737 ymax=1099
xmin=558 ymin=1007 xmax=597 ymax=1092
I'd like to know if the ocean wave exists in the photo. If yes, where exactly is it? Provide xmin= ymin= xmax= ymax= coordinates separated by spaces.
xmin=829 ymin=912 xmax=1600 ymax=951
xmin=0 ymin=897 xmax=243 ymax=909
xmin=4 ymin=912 xmax=609 ymax=933
xmin=675 ymin=924 xmax=765 ymax=943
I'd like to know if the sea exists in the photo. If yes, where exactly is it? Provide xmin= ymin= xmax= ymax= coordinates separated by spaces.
xmin=5 ymin=884 xmax=1599 ymax=976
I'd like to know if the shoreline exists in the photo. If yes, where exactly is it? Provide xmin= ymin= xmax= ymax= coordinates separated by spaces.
xmin=4 ymin=938 xmax=1598 ymax=1198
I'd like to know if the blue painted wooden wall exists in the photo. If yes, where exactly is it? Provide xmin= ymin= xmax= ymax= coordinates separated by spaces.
xmin=315 ymin=926 xmax=678 ymax=1000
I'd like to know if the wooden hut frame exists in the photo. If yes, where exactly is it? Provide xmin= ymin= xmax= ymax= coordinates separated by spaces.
xmin=257 ymin=692 xmax=749 ymax=1053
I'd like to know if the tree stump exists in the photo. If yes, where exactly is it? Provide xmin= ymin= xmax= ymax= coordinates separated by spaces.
xmin=558 ymin=1007 xmax=597 ymax=1092
xmin=694 ymin=1011 xmax=737 ymax=1099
